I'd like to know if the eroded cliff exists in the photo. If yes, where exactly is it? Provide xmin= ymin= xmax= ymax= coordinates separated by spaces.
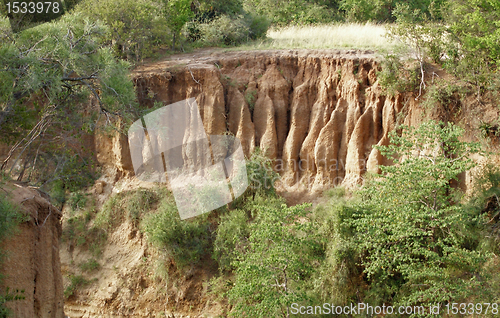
xmin=127 ymin=50 xmax=419 ymax=194
xmin=0 ymin=182 xmax=65 ymax=318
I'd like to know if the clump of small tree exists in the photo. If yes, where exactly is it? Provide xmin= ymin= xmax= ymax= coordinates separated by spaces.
xmin=322 ymin=121 xmax=491 ymax=310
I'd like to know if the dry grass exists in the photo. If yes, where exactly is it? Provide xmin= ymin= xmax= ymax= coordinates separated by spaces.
xmin=234 ymin=23 xmax=397 ymax=52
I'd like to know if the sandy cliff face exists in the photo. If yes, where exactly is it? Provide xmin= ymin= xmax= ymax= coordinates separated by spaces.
xmin=125 ymin=50 xmax=417 ymax=193
xmin=0 ymin=182 xmax=65 ymax=318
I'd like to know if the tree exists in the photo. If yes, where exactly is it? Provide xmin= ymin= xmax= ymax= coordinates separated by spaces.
xmin=75 ymin=0 xmax=169 ymax=60
xmin=339 ymin=0 xmax=446 ymax=22
xmin=228 ymin=201 xmax=320 ymax=318
xmin=0 ymin=13 xmax=136 ymax=191
xmin=162 ymin=0 xmax=193 ymax=50
xmin=348 ymin=121 xmax=487 ymax=308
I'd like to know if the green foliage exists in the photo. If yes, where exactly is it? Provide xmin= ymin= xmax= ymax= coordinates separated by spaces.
xmin=244 ymin=89 xmax=257 ymax=112
xmin=75 ymin=0 xmax=169 ymax=60
xmin=62 ymin=194 xmax=107 ymax=257
xmin=311 ymin=187 xmax=362 ymax=305
xmin=200 ymin=0 xmax=245 ymax=16
xmin=245 ymin=0 xmax=336 ymax=25
xmin=467 ymin=164 xmax=500 ymax=256
xmin=346 ymin=121 xmax=486 ymax=308
xmin=377 ymin=54 xmax=419 ymax=96
xmin=141 ymin=194 xmax=212 ymax=269
xmin=213 ymin=209 xmax=249 ymax=272
xmin=78 ymin=258 xmax=100 ymax=272
xmin=127 ymin=189 xmax=160 ymax=223
xmin=64 ymin=274 xmax=91 ymax=299
xmin=0 ymin=193 xmax=25 ymax=250
xmin=198 ymin=14 xmax=256 ymax=46
xmin=0 ymin=288 xmax=25 ymax=318
xmin=49 ymin=180 xmax=66 ymax=208
xmin=228 ymin=202 xmax=320 ymax=318
xmin=0 ymin=12 xmax=136 ymax=196
xmin=245 ymin=148 xmax=279 ymax=198
xmin=421 ymin=79 xmax=464 ymax=110
xmin=388 ymin=0 xmax=500 ymax=96
xmin=68 ymin=191 xmax=88 ymax=211
xmin=340 ymin=0 xmax=446 ymax=22
xmin=94 ymin=188 xmax=161 ymax=229
xmin=162 ymin=0 xmax=193 ymax=50
xmin=446 ymin=0 xmax=500 ymax=73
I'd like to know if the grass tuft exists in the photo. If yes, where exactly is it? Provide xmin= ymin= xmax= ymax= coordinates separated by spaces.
xmin=233 ymin=23 xmax=396 ymax=52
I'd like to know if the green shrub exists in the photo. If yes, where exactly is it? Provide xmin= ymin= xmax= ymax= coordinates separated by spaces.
xmin=79 ymin=258 xmax=100 ymax=272
xmin=95 ymin=188 xmax=161 ymax=229
xmin=377 ymin=54 xmax=420 ymax=96
xmin=62 ymin=195 xmax=107 ymax=257
xmin=311 ymin=188 xmax=361 ymax=305
xmin=74 ymin=0 xmax=169 ymax=61
xmin=198 ymin=14 xmax=250 ymax=46
xmin=245 ymin=148 xmax=278 ymax=197
xmin=345 ymin=121 xmax=486 ymax=308
xmin=94 ymin=193 xmax=121 ymax=229
xmin=246 ymin=0 xmax=336 ymax=26
xmin=141 ymin=194 xmax=212 ymax=269
xmin=245 ymin=13 xmax=270 ymax=39
xmin=244 ymin=89 xmax=257 ymax=112
xmin=68 ymin=191 xmax=88 ymax=211
xmin=0 ymin=195 xmax=25 ymax=246
xmin=64 ymin=275 xmax=91 ymax=299
xmin=48 ymin=180 xmax=66 ymax=209
xmin=213 ymin=209 xmax=249 ymax=272
xmin=228 ymin=202 xmax=320 ymax=318
xmin=126 ymin=188 xmax=161 ymax=224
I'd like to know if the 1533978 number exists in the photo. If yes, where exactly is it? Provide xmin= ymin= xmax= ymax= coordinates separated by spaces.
xmin=6 ymin=2 xmax=60 ymax=14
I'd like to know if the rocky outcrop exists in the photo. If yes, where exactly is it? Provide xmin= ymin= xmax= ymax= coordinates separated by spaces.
xmin=0 ymin=182 xmax=64 ymax=318
xmin=129 ymin=50 xmax=411 ymax=192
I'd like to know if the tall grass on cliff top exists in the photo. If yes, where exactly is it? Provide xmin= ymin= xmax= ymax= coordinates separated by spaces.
xmin=237 ymin=23 xmax=396 ymax=51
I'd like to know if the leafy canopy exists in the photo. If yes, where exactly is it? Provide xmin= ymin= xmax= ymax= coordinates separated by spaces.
xmin=0 ymin=13 xmax=136 ymax=191
xmin=349 ymin=121 xmax=487 ymax=308
xmin=228 ymin=200 xmax=320 ymax=318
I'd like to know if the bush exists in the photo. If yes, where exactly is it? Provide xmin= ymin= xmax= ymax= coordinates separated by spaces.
xmin=311 ymin=188 xmax=362 ymax=305
xmin=245 ymin=148 xmax=279 ymax=198
xmin=377 ymin=53 xmax=420 ymax=96
xmin=198 ymin=15 xmax=250 ymax=46
xmin=344 ymin=121 xmax=486 ymax=308
xmin=245 ymin=13 xmax=270 ymax=39
xmin=228 ymin=202 xmax=320 ymax=318
xmin=0 ymin=194 xmax=25 ymax=246
xmin=246 ymin=0 xmax=336 ymax=26
xmin=94 ymin=188 xmax=161 ymax=229
xmin=74 ymin=0 xmax=169 ymax=60
xmin=141 ymin=194 xmax=212 ymax=269
xmin=213 ymin=209 xmax=249 ymax=272
xmin=78 ymin=258 xmax=100 ymax=272
xmin=64 ymin=275 xmax=91 ymax=299
xmin=62 ymin=195 xmax=107 ymax=257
